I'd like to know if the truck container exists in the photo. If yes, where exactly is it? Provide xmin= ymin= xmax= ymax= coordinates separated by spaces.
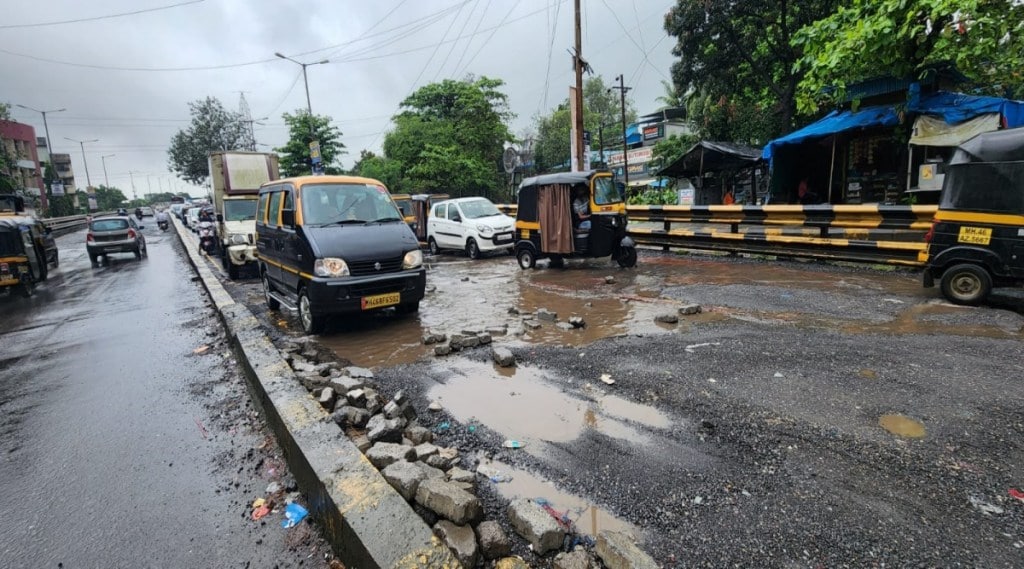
xmin=208 ymin=151 xmax=280 ymax=279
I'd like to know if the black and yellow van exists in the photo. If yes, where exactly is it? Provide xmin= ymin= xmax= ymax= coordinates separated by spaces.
xmin=922 ymin=127 xmax=1024 ymax=305
xmin=255 ymin=175 xmax=426 ymax=334
xmin=514 ymin=170 xmax=636 ymax=269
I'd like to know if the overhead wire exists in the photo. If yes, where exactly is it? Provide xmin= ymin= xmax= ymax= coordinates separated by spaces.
xmin=539 ymin=0 xmax=564 ymax=115
xmin=454 ymin=0 xmax=519 ymax=78
xmin=433 ymin=0 xmax=474 ymax=81
xmin=450 ymin=0 xmax=491 ymax=78
xmin=0 ymin=0 xmax=204 ymax=29
xmin=261 ymin=69 xmax=304 ymax=118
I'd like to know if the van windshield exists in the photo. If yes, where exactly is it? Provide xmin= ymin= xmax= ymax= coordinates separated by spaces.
xmin=302 ymin=184 xmax=402 ymax=225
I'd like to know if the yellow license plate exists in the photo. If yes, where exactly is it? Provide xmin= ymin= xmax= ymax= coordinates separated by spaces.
xmin=957 ymin=226 xmax=992 ymax=245
xmin=361 ymin=292 xmax=401 ymax=310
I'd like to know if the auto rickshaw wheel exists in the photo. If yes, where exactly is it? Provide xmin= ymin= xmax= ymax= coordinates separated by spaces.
xmin=517 ymin=248 xmax=536 ymax=270
xmin=616 ymin=247 xmax=638 ymax=268
xmin=940 ymin=263 xmax=991 ymax=306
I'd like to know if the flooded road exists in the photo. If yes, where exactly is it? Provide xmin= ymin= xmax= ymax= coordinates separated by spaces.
xmin=218 ymin=246 xmax=1024 ymax=567
xmin=0 ymin=225 xmax=329 ymax=568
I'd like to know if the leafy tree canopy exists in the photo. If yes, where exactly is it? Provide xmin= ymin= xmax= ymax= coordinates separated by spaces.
xmin=167 ymin=97 xmax=248 ymax=185
xmin=383 ymin=76 xmax=513 ymax=197
xmin=664 ymin=0 xmax=839 ymax=141
xmin=351 ymin=150 xmax=404 ymax=191
xmin=795 ymin=0 xmax=1024 ymax=113
xmin=651 ymin=133 xmax=699 ymax=172
xmin=275 ymin=110 xmax=345 ymax=177
xmin=1 ymin=101 xmax=19 ymax=193
xmin=533 ymin=76 xmax=638 ymax=173
xmin=92 ymin=185 xmax=128 ymax=211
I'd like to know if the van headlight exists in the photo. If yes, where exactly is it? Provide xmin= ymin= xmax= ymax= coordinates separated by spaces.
xmin=314 ymin=257 xmax=349 ymax=277
xmin=403 ymin=249 xmax=423 ymax=269
xmin=476 ymin=224 xmax=494 ymax=236
xmin=228 ymin=233 xmax=248 ymax=245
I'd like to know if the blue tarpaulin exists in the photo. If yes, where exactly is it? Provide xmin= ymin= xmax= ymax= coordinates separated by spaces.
xmin=626 ymin=124 xmax=641 ymax=145
xmin=763 ymin=91 xmax=1024 ymax=160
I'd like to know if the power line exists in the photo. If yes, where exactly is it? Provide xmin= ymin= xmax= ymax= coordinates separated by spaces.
xmin=0 ymin=47 xmax=274 ymax=72
xmin=455 ymin=0 xmax=519 ymax=78
xmin=434 ymin=0 xmax=477 ymax=81
xmin=451 ymin=0 xmax=492 ymax=78
xmin=0 ymin=0 xmax=204 ymax=30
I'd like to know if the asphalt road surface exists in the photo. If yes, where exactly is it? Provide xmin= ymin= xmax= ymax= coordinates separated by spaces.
xmin=218 ymin=246 xmax=1024 ymax=568
xmin=0 ymin=224 xmax=331 ymax=568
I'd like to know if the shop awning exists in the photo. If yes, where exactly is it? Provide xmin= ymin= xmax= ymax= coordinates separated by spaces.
xmin=910 ymin=113 xmax=1001 ymax=147
xmin=658 ymin=141 xmax=762 ymax=178
xmin=762 ymin=107 xmax=899 ymax=161
xmin=763 ymin=91 xmax=1024 ymax=160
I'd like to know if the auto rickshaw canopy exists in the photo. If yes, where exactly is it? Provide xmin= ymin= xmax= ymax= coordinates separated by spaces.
xmin=516 ymin=170 xmax=607 ymax=223
xmin=942 ymin=127 xmax=1024 ymax=214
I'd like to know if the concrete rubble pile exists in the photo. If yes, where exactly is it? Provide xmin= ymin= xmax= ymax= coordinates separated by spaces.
xmin=276 ymin=335 xmax=659 ymax=568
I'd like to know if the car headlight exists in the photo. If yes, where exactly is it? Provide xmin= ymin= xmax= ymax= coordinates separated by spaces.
xmin=402 ymin=249 xmax=423 ymax=269
xmin=314 ymin=257 xmax=349 ymax=277
xmin=228 ymin=233 xmax=248 ymax=245
xmin=476 ymin=224 xmax=494 ymax=236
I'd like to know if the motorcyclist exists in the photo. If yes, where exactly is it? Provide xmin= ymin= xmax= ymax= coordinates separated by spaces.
xmin=156 ymin=210 xmax=169 ymax=230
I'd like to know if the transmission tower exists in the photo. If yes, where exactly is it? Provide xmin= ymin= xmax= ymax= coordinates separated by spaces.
xmin=238 ymin=92 xmax=257 ymax=151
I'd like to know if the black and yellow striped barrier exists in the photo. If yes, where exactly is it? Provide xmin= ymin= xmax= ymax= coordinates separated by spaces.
xmin=497 ymin=203 xmax=934 ymax=267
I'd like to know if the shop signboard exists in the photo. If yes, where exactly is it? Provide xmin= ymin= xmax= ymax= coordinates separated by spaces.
xmin=606 ymin=147 xmax=652 ymax=167
xmin=678 ymin=188 xmax=694 ymax=205
xmin=642 ymin=124 xmax=663 ymax=141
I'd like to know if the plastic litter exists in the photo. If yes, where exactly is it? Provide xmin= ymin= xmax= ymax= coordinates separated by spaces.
xmin=251 ymin=505 xmax=270 ymax=521
xmin=252 ymin=498 xmax=266 ymax=509
xmin=1009 ymin=488 xmax=1024 ymax=502
xmin=503 ymin=439 xmax=525 ymax=449
xmin=969 ymin=496 xmax=1004 ymax=515
xmin=476 ymin=464 xmax=512 ymax=483
xmin=266 ymin=481 xmax=282 ymax=494
xmin=193 ymin=345 xmax=210 ymax=355
xmin=599 ymin=374 xmax=615 ymax=385
xmin=281 ymin=502 xmax=308 ymax=528
xmin=435 ymin=421 xmax=450 ymax=432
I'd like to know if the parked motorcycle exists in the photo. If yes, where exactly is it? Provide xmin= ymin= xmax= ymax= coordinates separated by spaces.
xmin=198 ymin=221 xmax=218 ymax=255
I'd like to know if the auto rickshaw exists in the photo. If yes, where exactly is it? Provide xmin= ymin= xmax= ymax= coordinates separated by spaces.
xmin=407 ymin=193 xmax=450 ymax=243
xmin=922 ymin=126 xmax=1024 ymax=305
xmin=392 ymin=194 xmax=416 ymax=232
xmin=0 ymin=216 xmax=47 ymax=297
xmin=513 ymin=170 xmax=636 ymax=269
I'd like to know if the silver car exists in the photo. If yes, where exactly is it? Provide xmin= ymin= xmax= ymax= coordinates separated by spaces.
xmin=87 ymin=215 xmax=147 ymax=266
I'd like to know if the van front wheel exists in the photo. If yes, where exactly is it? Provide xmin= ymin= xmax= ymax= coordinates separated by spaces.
xmin=298 ymin=288 xmax=326 ymax=334
xmin=940 ymin=263 xmax=992 ymax=306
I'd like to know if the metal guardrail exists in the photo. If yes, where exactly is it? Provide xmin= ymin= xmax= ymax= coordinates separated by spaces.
xmin=496 ymin=203 xmax=935 ymax=267
xmin=40 ymin=212 xmax=117 ymax=236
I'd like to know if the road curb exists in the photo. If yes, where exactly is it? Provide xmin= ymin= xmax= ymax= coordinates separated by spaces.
xmin=172 ymin=217 xmax=457 ymax=568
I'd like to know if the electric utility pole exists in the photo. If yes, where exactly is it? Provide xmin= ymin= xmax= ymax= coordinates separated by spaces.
xmin=610 ymin=75 xmax=632 ymax=186
xmin=572 ymin=0 xmax=586 ymax=172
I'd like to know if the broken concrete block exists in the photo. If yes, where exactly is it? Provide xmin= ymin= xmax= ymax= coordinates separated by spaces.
xmin=405 ymin=425 xmax=433 ymax=445
xmin=568 ymin=316 xmax=586 ymax=328
xmin=345 ymin=388 xmax=367 ymax=407
xmin=414 ymin=442 xmax=439 ymax=460
xmin=318 ymin=387 xmax=335 ymax=408
xmin=422 ymin=332 xmax=447 ymax=345
xmin=523 ymin=320 xmax=542 ymax=330
xmin=535 ymin=308 xmax=557 ymax=322
xmin=367 ymin=442 xmax=416 ymax=470
xmin=366 ymin=414 xmax=405 ymax=443
xmin=434 ymin=344 xmax=452 ymax=356
xmin=557 ymin=322 xmax=575 ymax=331
xmin=604 ymin=275 xmax=615 ymax=284
xmin=655 ymin=313 xmax=679 ymax=324
xmin=346 ymin=366 xmax=375 ymax=379
xmin=507 ymin=498 xmax=565 ymax=555
xmin=485 ymin=326 xmax=507 ymax=336
xmin=352 ymin=434 xmax=372 ymax=453
xmin=476 ymin=520 xmax=512 ymax=560
xmin=477 ymin=333 xmax=493 ymax=345
xmin=433 ymin=521 xmax=479 ymax=569
xmin=678 ymin=303 xmax=702 ymax=315
xmin=447 ymin=467 xmax=475 ymax=484
xmin=493 ymin=347 xmax=516 ymax=367
xmin=329 ymin=376 xmax=364 ymax=394
xmin=330 ymin=405 xmax=370 ymax=428
xmin=415 ymin=478 xmax=483 ymax=525
xmin=382 ymin=460 xmax=426 ymax=501
xmin=596 ymin=530 xmax=659 ymax=569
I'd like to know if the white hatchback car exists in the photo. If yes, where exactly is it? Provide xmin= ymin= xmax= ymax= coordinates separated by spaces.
xmin=427 ymin=197 xmax=515 ymax=259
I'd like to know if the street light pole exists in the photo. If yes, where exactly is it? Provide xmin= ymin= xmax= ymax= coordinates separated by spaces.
xmin=275 ymin=52 xmax=329 ymax=174
xmin=16 ymin=104 xmax=65 ymax=213
xmin=101 ymin=154 xmax=115 ymax=188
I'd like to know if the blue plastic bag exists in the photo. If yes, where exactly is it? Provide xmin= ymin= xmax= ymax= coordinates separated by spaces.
xmin=281 ymin=502 xmax=308 ymax=528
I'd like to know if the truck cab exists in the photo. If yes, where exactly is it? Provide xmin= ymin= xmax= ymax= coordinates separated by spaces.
xmin=208 ymin=151 xmax=281 ymax=279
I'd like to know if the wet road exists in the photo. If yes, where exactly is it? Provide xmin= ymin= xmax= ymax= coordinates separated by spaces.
xmin=214 ymin=244 xmax=1024 ymax=567
xmin=0 ymin=224 xmax=329 ymax=568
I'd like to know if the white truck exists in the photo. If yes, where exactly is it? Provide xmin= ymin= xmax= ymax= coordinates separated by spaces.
xmin=208 ymin=151 xmax=280 ymax=279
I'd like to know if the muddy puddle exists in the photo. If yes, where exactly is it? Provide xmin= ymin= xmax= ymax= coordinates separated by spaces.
xmin=878 ymin=414 xmax=926 ymax=438
xmin=427 ymin=359 xmax=671 ymax=448
xmin=478 ymin=458 xmax=640 ymax=538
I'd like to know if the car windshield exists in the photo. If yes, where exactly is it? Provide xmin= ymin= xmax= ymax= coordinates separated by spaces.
xmin=302 ymin=183 xmax=402 ymax=225
xmin=459 ymin=199 xmax=501 ymax=219
xmin=593 ymin=176 xmax=622 ymax=205
xmin=91 ymin=219 xmax=129 ymax=231
xmin=223 ymin=200 xmax=258 ymax=222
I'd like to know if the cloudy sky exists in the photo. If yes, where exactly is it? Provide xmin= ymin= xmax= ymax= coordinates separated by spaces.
xmin=2 ymin=0 xmax=678 ymax=197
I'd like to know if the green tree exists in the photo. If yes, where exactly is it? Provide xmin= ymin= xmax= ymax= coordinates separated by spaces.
xmin=167 ymin=97 xmax=247 ymax=185
xmin=533 ymin=76 xmax=637 ymax=173
xmin=92 ymin=185 xmax=128 ymax=211
xmin=351 ymin=150 xmax=404 ymax=191
xmin=1 ymin=101 xmax=21 ymax=194
xmin=651 ymin=133 xmax=698 ymax=172
xmin=40 ymin=161 xmax=74 ymax=216
xmin=794 ymin=0 xmax=1024 ymax=113
xmin=383 ymin=76 xmax=513 ymax=198
xmin=655 ymin=79 xmax=684 ymax=109
xmin=275 ymin=110 xmax=345 ymax=177
xmin=664 ymin=0 xmax=839 ymax=141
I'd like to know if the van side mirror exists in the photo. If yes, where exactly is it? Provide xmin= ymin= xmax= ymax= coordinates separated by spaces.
xmin=281 ymin=209 xmax=295 ymax=227
xmin=216 ymin=213 xmax=224 ymax=222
